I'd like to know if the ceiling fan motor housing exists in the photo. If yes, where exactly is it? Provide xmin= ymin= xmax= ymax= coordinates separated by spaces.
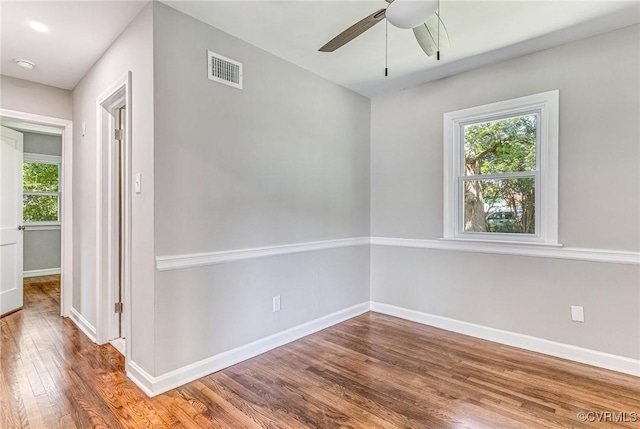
xmin=385 ymin=0 xmax=439 ymax=29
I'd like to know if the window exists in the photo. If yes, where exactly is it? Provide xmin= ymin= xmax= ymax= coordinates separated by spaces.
xmin=443 ymin=91 xmax=559 ymax=245
xmin=23 ymin=153 xmax=62 ymax=225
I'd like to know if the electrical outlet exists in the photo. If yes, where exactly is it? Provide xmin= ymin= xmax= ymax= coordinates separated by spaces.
xmin=273 ymin=295 xmax=281 ymax=312
xmin=571 ymin=305 xmax=584 ymax=322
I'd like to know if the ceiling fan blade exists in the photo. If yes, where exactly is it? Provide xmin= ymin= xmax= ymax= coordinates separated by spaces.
xmin=319 ymin=9 xmax=386 ymax=52
xmin=412 ymin=13 xmax=450 ymax=57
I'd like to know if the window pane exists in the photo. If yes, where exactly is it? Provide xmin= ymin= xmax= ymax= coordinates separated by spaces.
xmin=463 ymin=177 xmax=535 ymax=234
xmin=464 ymin=115 xmax=537 ymax=175
xmin=23 ymin=195 xmax=59 ymax=222
xmin=23 ymin=162 xmax=59 ymax=192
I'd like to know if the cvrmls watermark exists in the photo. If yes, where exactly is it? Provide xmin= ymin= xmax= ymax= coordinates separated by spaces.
xmin=576 ymin=411 xmax=638 ymax=423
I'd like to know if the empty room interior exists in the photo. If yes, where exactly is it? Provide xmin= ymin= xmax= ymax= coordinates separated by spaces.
xmin=1 ymin=0 xmax=639 ymax=427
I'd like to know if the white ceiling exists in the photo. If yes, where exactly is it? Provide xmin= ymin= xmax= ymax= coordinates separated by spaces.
xmin=165 ymin=0 xmax=640 ymax=97
xmin=0 ymin=0 xmax=146 ymax=90
xmin=1 ymin=1 xmax=638 ymax=97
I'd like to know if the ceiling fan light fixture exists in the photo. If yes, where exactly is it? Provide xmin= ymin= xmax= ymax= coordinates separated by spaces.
xmin=15 ymin=59 xmax=35 ymax=70
xmin=385 ymin=0 xmax=438 ymax=29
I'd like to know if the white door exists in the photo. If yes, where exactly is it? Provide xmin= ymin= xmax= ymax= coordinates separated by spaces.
xmin=0 ymin=126 xmax=24 ymax=316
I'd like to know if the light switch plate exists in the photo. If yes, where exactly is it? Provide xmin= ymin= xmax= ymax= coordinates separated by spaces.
xmin=135 ymin=173 xmax=141 ymax=193
xmin=571 ymin=305 xmax=584 ymax=322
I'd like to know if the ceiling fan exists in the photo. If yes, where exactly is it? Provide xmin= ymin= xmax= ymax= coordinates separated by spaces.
xmin=319 ymin=0 xmax=450 ymax=59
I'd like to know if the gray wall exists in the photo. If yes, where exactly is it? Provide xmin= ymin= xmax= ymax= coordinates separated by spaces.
xmin=72 ymin=3 xmax=155 ymax=372
xmin=370 ymin=25 xmax=640 ymax=359
xmin=0 ymin=75 xmax=72 ymax=120
xmin=153 ymin=3 xmax=371 ymax=374
xmin=24 ymin=230 xmax=61 ymax=272
xmin=23 ymin=131 xmax=62 ymax=272
xmin=24 ymin=132 xmax=62 ymax=156
xmin=0 ymin=78 xmax=70 ymax=275
xmin=156 ymin=246 xmax=370 ymax=374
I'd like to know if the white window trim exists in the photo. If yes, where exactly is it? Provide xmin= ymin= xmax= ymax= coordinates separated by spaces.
xmin=443 ymin=90 xmax=559 ymax=246
xmin=22 ymin=225 xmax=61 ymax=231
xmin=23 ymin=153 xmax=61 ymax=164
xmin=23 ymin=152 xmax=62 ymax=226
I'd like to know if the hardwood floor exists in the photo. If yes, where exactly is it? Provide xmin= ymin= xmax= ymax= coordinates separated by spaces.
xmin=2 ymin=276 xmax=639 ymax=428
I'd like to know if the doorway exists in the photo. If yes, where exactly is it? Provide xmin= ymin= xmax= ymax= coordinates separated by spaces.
xmin=111 ymin=104 xmax=126 ymax=353
xmin=0 ymin=110 xmax=73 ymax=319
xmin=96 ymin=72 xmax=131 ymax=357
xmin=21 ymin=130 xmax=63 ymax=282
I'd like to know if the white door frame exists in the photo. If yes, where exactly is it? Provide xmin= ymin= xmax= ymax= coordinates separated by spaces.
xmin=0 ymin=109 xmax=73 ymax=317
xmin=95 ymin=71 xmax=132 ymax=351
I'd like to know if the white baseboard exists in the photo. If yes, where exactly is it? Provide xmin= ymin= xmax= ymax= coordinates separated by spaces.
xmin=370 ymin=301 xmax=640 ymax=377
xmin=126 ymin=302 xmax=371 ymax=397
xmin=126 ymin=300 xmax=639 ymax=398
xmin=127 ymin=361 xmax=155 ymax=397
xmin=110 ymin=338 xmax=125 ymax=356
xmin=69 ymin=308 xmax=97 ymax=343
xmin=23 ymin=268 xmax=61 ymax=278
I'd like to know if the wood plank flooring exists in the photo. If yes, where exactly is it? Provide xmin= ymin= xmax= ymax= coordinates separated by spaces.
xmin=1 ymin=276 xmax=639 ymax=428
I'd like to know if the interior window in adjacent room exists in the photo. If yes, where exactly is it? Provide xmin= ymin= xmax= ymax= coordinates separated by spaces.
xmin=23 ymin=153 xmax=62 ymax=225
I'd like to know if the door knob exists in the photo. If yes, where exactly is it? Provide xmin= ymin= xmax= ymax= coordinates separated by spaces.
xmin=18 ymin=225 xmax=26 ymax=231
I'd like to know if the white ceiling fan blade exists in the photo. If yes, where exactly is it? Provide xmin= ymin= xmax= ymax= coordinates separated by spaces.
xmin=386 ymin=0 xmax=438 ymax=29
xmin=412 ymin=13 xmax=450 ymax=57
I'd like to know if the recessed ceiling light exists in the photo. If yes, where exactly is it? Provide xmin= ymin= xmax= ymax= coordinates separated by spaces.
xmin=29 ymin=21 xmax=48 ymax=33
xmin=15 ymin=59 xmax=35 ymax=70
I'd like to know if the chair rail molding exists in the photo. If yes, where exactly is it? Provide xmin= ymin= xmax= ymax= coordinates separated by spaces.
xmin=156 ymin=236 xmax=639 ymax=271
xmin=156 ymin=237 xmax=371 ymax=271
xmin=370 ymin=237 xmax=639 ymax=265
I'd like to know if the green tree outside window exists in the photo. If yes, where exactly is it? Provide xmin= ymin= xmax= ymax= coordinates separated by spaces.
xmin=463 ymin=115 xmax=537 ymax=234
xmin=23 ymin=161 xmax=60 ymax=223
